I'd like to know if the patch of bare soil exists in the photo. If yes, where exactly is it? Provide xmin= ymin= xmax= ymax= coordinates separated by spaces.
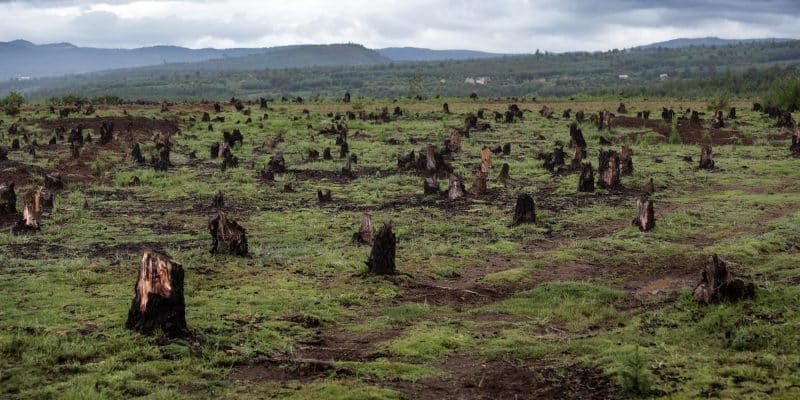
xmin=390 ymin=356 xmax=617 ymax=400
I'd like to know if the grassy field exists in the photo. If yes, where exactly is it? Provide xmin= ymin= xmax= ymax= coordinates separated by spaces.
xmin=1 ymin=98 xmax=799 ymax=399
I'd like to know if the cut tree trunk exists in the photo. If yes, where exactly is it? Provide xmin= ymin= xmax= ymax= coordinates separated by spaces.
xmin=365 ymin=222 xmax=396 ymax=275
xmin=12 ymin=201 xmax=40 ymax=234
xmin=578 ymin=162 xmax=595 ymax=192
xmin=693 ymin=254 xmax=755 ymax=305
xmin=699 ymin=145 xmax=715 ymax=170
xmin=569 ymin=123 xmax=587 ymax=149
xmin=448 ymin=130 xmax=462 ymax=153
xmin=352 ymin=213 xmax=374 ymax=245
xmin=447 ymin=174 xmax=466 ymax=200
xmin=632 ymin=195 xmax=655 ymax=232
xmin=498 ymin=163 xmax=510 ymax=183
xmin=125 ymin=249 xmax=190 ymax=337
xmin=470 ymin=169 xmax=487 ymax=196
xmin=208 ymin=211 xmax=248 ymax=256
xmin=570 ymin=146 xmax=585 ymax=171
xmin=511 ymin=193 xmax=536 ymax=226
xmin=597 ymin=150 xmax=621 ymax=189
xmin=710 ymin=110 xmax=725 ymax=129
xmin=480 ymin=146 xmax=492 ymax=173
xmin=620 ymin=146 xmax=634 ymax=176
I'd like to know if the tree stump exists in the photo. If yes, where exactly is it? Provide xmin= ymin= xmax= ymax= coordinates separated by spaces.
xmin=125 ymin=249 xmax=190 ymax=337
xmin=0 ymin=183 xmax=16 ymax=215
xmin=569 ymin=123 xmax=587 ymax=149
xmin=44 ymin=173 xmax=64 ymax=191
xmin=480 ymin=146 xmax=492 ymax=173
xmin=597 ymin=150 xmax=621 ymax=189
xmin=693 ymin=254 xmax=755 ymax=305
xmin=711 ymin=110 xmax=724 ymax=129
xmin=617 ymin=103 xmax=627 ymax=114
xmin=260 ymin=164 xmax=275 ymax=182
xmin=470 ymin=169 xmax=487 ymax=196
xmin=12 ymin=201 xmax=40 ymax=234
xmin=791 ymin=127 xmax=800 ymax=155
xmin=448 ymin=130 xmax=462 ymax=153
xmin=575 ymin=110 xmax=585 ymax=123
xmin=323 ymin=148 xmax=333 ymax=160
xmin=343 ymin=92 xmax=351 ymax=103
xmin=620 ymin=146 xmax=634 ymax=176
xmin=502 ymin=143 xmax=511 ymax=155
xmin=212 ymin=191 xmax=224 ymax=209
xmin=339 ymin=141 xmax=349 ymax=159
xmin=307 ymin=149 xmax=320 ymax=161
xmin=498 ymin=163 xmax=510 ymax=183
xmin=699 ymin=145 xmax=715 ymax=170
xmin=632 ymin=195 xmax=655 ymax=231
xmin=442 ymin=103 xmax=450 ymax=114
xmin=131 ymin=143 xmax=145 ymax=165
xmin=423 ymin=177 xmax=439 ymax=195
xmin=201 ymin=112 xmax=211 ymax=122
xmin=268 ymin=154 xmax=287 ymax=173
xmin=365 ymin=222 xmax=396 ymax=275
xmin=447 ymin=174 xmax=466 ymax=200
xmin=317 ymin=189 xmax=332 ymax=203
xmin=511 ymin=193 xmax=536 ymax=226
xmin=728 ymin=107 xmax=736 ymax=120
xmin=152 ymin=148 xmax=171 ymax=172
xmin=99 ymin=122 xmax=115 ymax=145
xmin=220 ymin=145 xmax=239 ymax=171
xmin=352 ymin=213 xmax=374 ymax=245
xmin=578 ymin=162 xmax=595 ymax=192
xmin=341 ymin=158 xmax=355 ymax=179
xmin=208 ymin=211 xmax=248 ymax=256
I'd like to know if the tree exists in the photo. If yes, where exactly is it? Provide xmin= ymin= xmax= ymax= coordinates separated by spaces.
xmin=406 ymin=67 xmax=424 ymax=99
xmin=1 ymin=92 xmax=24 ymax=115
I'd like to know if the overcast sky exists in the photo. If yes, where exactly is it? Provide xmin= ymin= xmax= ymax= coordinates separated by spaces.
xmin=1 ymin=0 xmax=799 ymax=52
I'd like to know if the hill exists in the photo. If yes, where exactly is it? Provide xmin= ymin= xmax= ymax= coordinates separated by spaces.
xmin=377 ymin=47 xmax=504 ymax=61
xmin=638 ymin=37 xmax=794 ymax=49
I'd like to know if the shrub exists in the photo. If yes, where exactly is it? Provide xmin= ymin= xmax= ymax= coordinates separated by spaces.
xmin=762 ymin=73 xmax=800 ymax=111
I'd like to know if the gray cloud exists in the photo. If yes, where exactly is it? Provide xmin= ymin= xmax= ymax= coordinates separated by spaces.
xmin=0 ymin=0 xmax=798 ymax=52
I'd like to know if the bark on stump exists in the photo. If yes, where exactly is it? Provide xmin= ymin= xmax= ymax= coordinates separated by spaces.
xmin=352 ymin=213 xmax=374 ymax=245
xmin=620 ymin=146 xmax=634 ymax=176
xmin=470 ymin=169 xmax=487 ymax=196
xmin=597 ymin=150 xmax=621 ymax=189
xmin=365 ymin=222 xmax=396 ymax=275
xmin=511 ymin=193 xmax=536 ymax=226
xmin=693 ymin=254 xmax=755 ymax=305
xmin=699 ymin=145 xmax=715 ymax=170
xmin=578 ymin=162 xmax=595 ymax=192
xmin=208 ymin=211 xmax=248 ymax=256
xmin=480 ymin=146 xmax=492 ymax=174
xmin=632 ymin=195 xmax=655 ymax=232
xmin=447 ymin=174 xmax=466 ymax=200
xmin=125 ymin=249 xmax=190 ymax=337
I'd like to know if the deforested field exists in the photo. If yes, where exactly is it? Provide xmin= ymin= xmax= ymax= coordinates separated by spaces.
xmin=1 ymin=98 xmax=799 ymax=399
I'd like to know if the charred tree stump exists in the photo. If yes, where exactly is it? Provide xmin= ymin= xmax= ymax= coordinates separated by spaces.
xmin=570 ymin=146 xmax=585 ymax=171
xmin=365 ymin=222 xmax=396 ymax=275
xmin=442 ymin=103 xmax=450 ymax=114
xmin=201 ymin=112 xmax=211 ymax=122
xmin=447 ymin=174 xmax=466 ymax=200
xmin=99 ymin=122 xmax=115 ymax=145
xmin=343 ymin=92 xmax=351 ymax=103
xmin=423 ymin=177 xmax=439 ymax=195
xmin=208 ymin=211 xmax=248 ymax=256
xmin=578 ymin=163 xmax=595 ymax=192
xmin=569 ymin=123 xmax=587 ymax=149
xmin=131 ymin=143 xmax=145 ymax=165
xmin=617 ymin=103 xmax=627 ymax=114
xmin=220 ymin=146 xmax=239 ymax=171
xmin=352 ymin=213 xmax=374 ymax=245
xmin=125 ymin=249 xmax=190 ymax=337
xmin=0 ymin=183 xmax=15 ymax=214
xmin=212 ymin=191 xmax=224 ymax=209
xmin=12 ymin=201 xmax=40 ymax=234
xmin=699 ymin=145 xmax=715 ymax=170
xmin=44 ymin=173 xmax=64 ymax=191
xmin=511 ymin=193 xmax=536 ymax=226
xmin=620 ymin=146 xmax=634 ymax=176
xmin=728 ymin=107 xmax=736 ymax=120
xmin=307 ymin=149 xmax=319 ymax=161
xmin=210 ymin=142 xmax=220 ymax=159
xmin=502 ymin=143 xmax=511 ymax=155
xmin=268 ymin=154 xmax=287 ymax=173
xmin=632 ymin=195 xmax=655 ymax=231
xmin=339 ymin=141 xmax=349 ymax=159
xmin=693 ymin=254 xmax=755 ymax=305
xmin=152 ymin=148 xmax=171 ymax=172
xmin=498 ymin=163 xmax=510 ymax=183
xmin=317 ymin=189 xmax=332 ymax=204
xmin=323 ymin=148 xmax=333 ymax=160
xmin=449 ymin=130 xmax=462 ymax=153
xmin=597 ymin=150 xmax=621 ymax=189
xmin=711 ymin=110 xmax=724 ymax=129
xmin=575 ymin=110 xmax=585 ymax=123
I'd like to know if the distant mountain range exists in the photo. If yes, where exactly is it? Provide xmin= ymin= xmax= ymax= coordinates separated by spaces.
xmin=0 ymin=37 xmax=795 ymax=81
xmin=637 ymin=37 xmax=793 ymax=49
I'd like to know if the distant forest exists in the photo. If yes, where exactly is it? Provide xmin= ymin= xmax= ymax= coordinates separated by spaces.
xmin=3 ymin=40 xmax=800 ymax=101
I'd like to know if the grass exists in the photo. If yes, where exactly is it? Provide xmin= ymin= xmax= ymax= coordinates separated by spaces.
xmin=1 ymin=99 xmax=800 ymax=398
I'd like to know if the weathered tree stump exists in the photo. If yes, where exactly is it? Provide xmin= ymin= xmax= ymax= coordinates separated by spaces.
xmin=268 ymin=154 xmax=287 ymax=173
xmin=99 ymin=122 xmax=115 ymax=145
xmin=365 ymin=222 xmax=396 ymax=275
xmin=569 ymin=123 xmax=587 ymax=149
xmin=352 ymin=213 xmax=374 ymax=245
xmin=448 ymin=130 xmax=462 ymax=153
xmin=693 ymin=254 xmax=755 ymax=305
xmin=728 ymin=107 xmax=736 ymax=120
xmin=201 ymin=112 xmax=211 ymax=122
xmin=447 ymin=174 xmax=466 ymax=200
xmin=152 ymin=148 xmax=171 ymax=172
xmin=12 ymin=200 xmax=40 ymax=234
xmin=317 ymin=189 xmax=332 ymax=203
xmin=0 ymin=147 xmax=7 ymax=161
xmin=0 ymin=183 xmax=15 ymax=215
xmin=341 ymin=158 xmax=355 ymax=179
xmin=442 ymin=103 xmax=450 ymax=114
xmin=620 ymin=146 xmax=634 ymax=176
xmin=220 ymin=145 xmax=239 ymax=171
xmin=343 ymin=92 xmax=351 ymax=103
xmin=480 ymin=146 xmax=492 ymax=174
xmin=125 ymin=249 xmax=190 ymax=337
xmin=578 ymin=162 xmax=595 ymax=192
xmin=502 ymin=143 xmax=511 ymax=155
xmin=575 ymin=110 xmax=585 ymax=123
xmin=597 ymin=150 xmax=621 ymax=189
xmin=511 ymin=193 xmax=536 ymax=226
xmin=543 ymin=144 xmax=565 ymax=172
xmin=212 ymin=191 xmax=224 ymax=209
xmin=699 ymin=145 xmax=715 ymax=170
xmin=617 ymin=103 xmax=627 ymax=114
xmin=339 ymin=141 xmax=349 ymax=159
xmin=632 ymin=195 xmax=655 ymax=231
xmin=307 ymin=149 xmax=319 ymax=161
xmin=208 ymin=211 xmax=248 ymax=256
xmin=470 ymin=169 xmax=487 ymax=196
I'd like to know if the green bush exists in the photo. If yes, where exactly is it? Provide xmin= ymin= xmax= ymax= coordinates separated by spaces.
xmin=1 ymin=91 xmax=24 ymax=115
xmin=762 ymin=73 xmax=800 ymax=110
xmin=706 ymin=91 xmax=731 ymax=111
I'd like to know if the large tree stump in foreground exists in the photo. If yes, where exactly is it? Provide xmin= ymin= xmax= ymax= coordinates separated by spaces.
xmin=352 ymin=213 xmax=374 ymax=245
xmin=0 ymin=183 xmax=16 ymax=215
xmin=208 ymin=211 xmax=248 ymax=256
xmin=699 ymin=145 xmax=715 ymax=170
xmin=578 ymin=162 xmax=595 ymax=192
xmin=511 ymin=193 xmax=536 ymax=226
xmin=125 ymin=249 xmax=190 ymax=337
xmin=366 ymin=222 xmax=396 ymax=275
xmin=693 ymin=254 xmax=755 ymax=305
xmin=597 ymin=150 xmax=621 ymax=189
xmin=631 ymin=195 xmax=655 ymax=231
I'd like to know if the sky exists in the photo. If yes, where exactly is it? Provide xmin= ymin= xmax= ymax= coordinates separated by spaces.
xmin=0 ymin=0 xmax=799 ymax=52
